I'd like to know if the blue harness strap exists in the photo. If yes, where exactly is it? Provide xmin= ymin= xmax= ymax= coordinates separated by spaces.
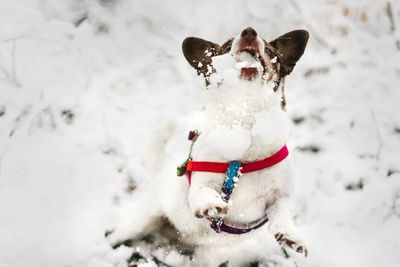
xmin=220 ymin=161 xmax=241 ymax=202
xmin=180 ymin=131 xmax=280 ymax=235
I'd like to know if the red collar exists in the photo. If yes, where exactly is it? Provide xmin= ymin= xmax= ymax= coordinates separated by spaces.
xmin=186 ymin=145 xmax=289 ymax=185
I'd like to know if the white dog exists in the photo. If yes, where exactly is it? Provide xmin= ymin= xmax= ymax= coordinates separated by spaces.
xmin=107 ymin=27 xmax=309 ymax=265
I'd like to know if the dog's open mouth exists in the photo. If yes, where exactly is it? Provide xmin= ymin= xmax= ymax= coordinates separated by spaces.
xmin=210 ymin=37 xmax=268 ymax=84
xmin=241 ymin=46 xmax=259 ymax=57
xmin=235 ymin=46 xmax=266 ymax=81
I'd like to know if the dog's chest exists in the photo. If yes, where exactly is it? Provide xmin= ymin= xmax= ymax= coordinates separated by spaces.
xmin=217 ymin=159 xmax=291 ymax=224
xmin=204 ymin=85 xmax=276 ymax=129
xmin=195 ymin=86 xmax=289 ymax=162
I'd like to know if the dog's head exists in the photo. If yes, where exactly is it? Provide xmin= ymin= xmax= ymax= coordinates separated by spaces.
xmin=182 ymin=27 xmax=309 ymax=87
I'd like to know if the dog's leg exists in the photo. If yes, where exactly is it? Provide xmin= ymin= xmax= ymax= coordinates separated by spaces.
xmin=107 ymin=191 xmax=162 ymax=247
xmin=267 ymin=196 xmax=308 ymax=256
xmin=188 ymin=172 xmax=228 ymax=219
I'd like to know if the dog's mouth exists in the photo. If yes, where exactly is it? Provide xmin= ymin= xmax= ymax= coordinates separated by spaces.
xmin=211 ymin=28 xmax=271 ymax=84
xmin=240 ymin=46 xmax=259 ymax=57
xmin=235 ymin=46 xmax=266 ymax=81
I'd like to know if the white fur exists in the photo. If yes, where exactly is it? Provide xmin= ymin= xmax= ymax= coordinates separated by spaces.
xmin=187 ymin=81 xmax=299 ymax=238
xmin=107 ymin=34 xmax=306 ymax=265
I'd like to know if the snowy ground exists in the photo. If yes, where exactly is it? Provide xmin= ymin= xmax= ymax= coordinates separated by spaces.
xmin=1 ymin=0 xmax=400 ymax=266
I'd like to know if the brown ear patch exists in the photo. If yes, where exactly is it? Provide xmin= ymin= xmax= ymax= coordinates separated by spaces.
xmin=220 ymin=38 xmax=234 ymax=54
xmin=182 ymin=37 xmax=220 ymax=80
xmin=269 ymin=30 xmax=309 ymax=76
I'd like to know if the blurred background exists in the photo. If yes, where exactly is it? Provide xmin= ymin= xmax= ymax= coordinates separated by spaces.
xmin=0 ymin=0 xmax=399 ymax=266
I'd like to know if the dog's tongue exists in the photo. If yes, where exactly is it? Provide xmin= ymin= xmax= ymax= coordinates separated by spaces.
xmin=235 ymin=52 xmax=262 ymax=81
xmin=240 ymin=67 xmax=259 ymax=81
xmin=209 ymin=52 xmax=263 ymax=85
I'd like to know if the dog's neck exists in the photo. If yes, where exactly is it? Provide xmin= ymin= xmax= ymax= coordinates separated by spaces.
xmin=204 ymin=81 xmax=284 ymax=130
xmin=196 ymin=80 xmax=289 ymax=162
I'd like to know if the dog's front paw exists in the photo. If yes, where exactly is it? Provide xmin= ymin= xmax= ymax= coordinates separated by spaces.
xmin=275 ymin=232 xmax=308 ymax=257
xmin=193 ymin=195 xmax=228 ymax=219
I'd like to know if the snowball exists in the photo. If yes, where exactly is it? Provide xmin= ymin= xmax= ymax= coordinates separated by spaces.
xmin=138 ymin=261 xmax=158 ymax=267
xmin=211 ymin=54 xmax=240 ymax=85
xmin=235 ymin=52 xmax=262 ymax=69
xmin=210 ymin=52 xmax=265 ymax=86
xmin=212 ymin=53 xmax=236 ymax=71
xmin=223 ymin=69 xmax=240 ymax=85
xmin=209 ymin=73 xmax=223 ymax=84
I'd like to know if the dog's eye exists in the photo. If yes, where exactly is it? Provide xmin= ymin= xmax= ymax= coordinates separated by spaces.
xmin=264 ymin=45 xmax=281 ymax=61
xmin=224 ymin=43 xmax=232 ymax=52
xmin=221 ymin=39 xmax=233 ymax=54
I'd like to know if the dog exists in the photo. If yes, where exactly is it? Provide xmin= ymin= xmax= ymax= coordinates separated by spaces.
xmin=107 ymin=27 xmax=309 ymax=265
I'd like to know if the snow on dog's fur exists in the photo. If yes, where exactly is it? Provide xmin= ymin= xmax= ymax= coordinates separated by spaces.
xmin=107 ymin=27 xmax=309 ymax=265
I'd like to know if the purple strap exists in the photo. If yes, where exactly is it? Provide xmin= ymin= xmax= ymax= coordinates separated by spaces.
xmin=209 ymin=161 xmax=270 ymax=234
xmin=210 ymin=216 xmax=269 ymax=234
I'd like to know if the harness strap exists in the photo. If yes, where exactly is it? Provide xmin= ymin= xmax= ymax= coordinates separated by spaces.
xmin=210 ymin=215 xmax=269 ymax=234
xmin=241 ymin=145 xmax=289 ymax=173
xmin=180 ymin=138 xmax=289 ymax=235
xmin=219 ymin=218 xmax=269 ymax=234
xmin=186 ymin=145 xmax=288 ymax=185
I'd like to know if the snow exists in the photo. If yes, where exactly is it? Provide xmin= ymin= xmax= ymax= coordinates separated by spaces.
xmin=1 ymin=0 xmax=400 ymax=266
xmin=138 ymin=262 xmax=158 ymax=267
xmin=210 ymin=52 xmax=264 ymax=85
xmin=235 ymin=52 xmax=263 ymax=70
xmin=210 ymin=53 xmax=239 ymax=85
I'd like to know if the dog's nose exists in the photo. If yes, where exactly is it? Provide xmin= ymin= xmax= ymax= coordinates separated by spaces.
xmin=241 ymin=27 xmax=257 ymax=42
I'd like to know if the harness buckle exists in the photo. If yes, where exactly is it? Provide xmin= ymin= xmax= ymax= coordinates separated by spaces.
xmin=210 ymin=217 xmax=224 ymax=233
xmin=177 ymin=157 xmax=190 ymax=177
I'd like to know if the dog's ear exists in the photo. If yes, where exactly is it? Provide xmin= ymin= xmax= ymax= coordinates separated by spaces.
xmin=269 ymin=30 xmax=309 ymax=76
xmin=182 ymin=37 xmax=220 ymax=79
